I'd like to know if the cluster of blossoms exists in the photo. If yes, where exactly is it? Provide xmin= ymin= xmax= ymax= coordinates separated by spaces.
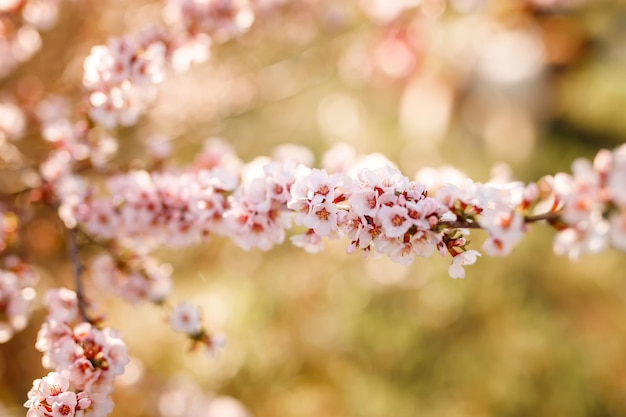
xmin=224 ymin=156 xmax=297 ymax=250
xmin=287 ymin=167 xmax=346 ymax=252
xmin=83 ymin=30 xmax=169 ymax=128
xmin=1 ymin=2 xmax=625 ymax=417
xmin=82 ymin=0 xmax=265 ymax=129
xmin=25 ymin=288 xmax=129 ymax=417
xmin=36 ymin=96 xmax=120 ymax=172
xmin=73 ymin=138 xmax=241 ymax=247
xmin=88 ymin=251 xmax=172 ymax=305
xmin=433 ymin=176 xmax=539 ymax=256
xmin=0 ymin=97 xmax=27 ymax=143
xmin=343 ymin=167 xmax=446 ymax=261
xmin=24 ymin=371 xmax=91 ymax=417
xmin=549 ymin=144 xmax=626 ymax=258
xmin=0 ymin=254 xmax=37 ymax=343
xmin=71 ymin=139 xmax=300 ymax=252
xmin=0 ymin=207 xmax=37 ymax=342
xmin=58 ymin=141 xmax=626 ymax=280
xmin=164 ymin=0 xmax=255 ymax=43
xmin=0 ymin=0 xmax=70 ymax=79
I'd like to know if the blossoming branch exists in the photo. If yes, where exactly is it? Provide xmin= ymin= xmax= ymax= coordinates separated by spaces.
xmin=0 ymin=1 xmax=624 ymax=417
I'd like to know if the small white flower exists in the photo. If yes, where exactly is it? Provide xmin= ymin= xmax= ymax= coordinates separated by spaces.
xmin=378 ymin=205 xmax=411 ymax=238
xmin=170 ymin=301 xmax=202 ymax=335
xmin=448 ymin=250 xmax=481 ymax=279
xmin=51 ymin=391 xmax=77 ymax=417
xmin=479 ymin=210 xmax=525 ymax=256
xmin=291 ymin=231 xmax=325 ymax=253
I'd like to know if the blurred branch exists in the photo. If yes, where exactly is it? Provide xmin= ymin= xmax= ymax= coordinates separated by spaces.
xmin=67 ymin=226 xmax=93 ymax=323
xmin=442 ymin=212 xmax=562 ymax=230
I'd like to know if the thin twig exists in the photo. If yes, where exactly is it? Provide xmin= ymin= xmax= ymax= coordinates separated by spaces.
xmin=441 ymin=211 xmax=562 ymax=230
xmin=67 ymin=227 xmax=92 ymax=323
xmin=440 ymin=220 xmax=482 ymax=229
xmin=524 ymin=211 xmax=562 ymax=223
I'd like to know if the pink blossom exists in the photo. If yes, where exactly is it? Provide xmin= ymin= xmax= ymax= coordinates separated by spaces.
xmin=289 ymin=168 xmax=340 ymax=204
xmin=288 ymin=168 xmax=346 ymax=238
xmin=132 ymin=43 xmax=167 ymax=85
xmin=76 ymin=200 xmax=118 ymax=240
xmin=479 ymin=209 xmax=525 ymax=256
xmin=553 ymin=219 xmax=609 ymax=260
xmin=84 ymin=392 xmax=113 ymax=417
xmin=448 ymin=250 xmax=481 ymax=279
xmin=29 ymin=291 xmax=129 ymax=417
xmin=170 ymin=301 xmax=202 ymax=335
xmin=40 ymin=150 xmax=73 ymax=182
xmin=224 ymin=159 xmax=296 ymax=250
xmin=608 ymin=144 xmax=626 ymax=207
xmin=377 ymin=205 xmax=411 ymax=238
xmin=336 ymin=165 xmax=450 ymax=264
xmin=51 ymin=391 xmax=77 ymax=417
xmin=76 ymin=392 xmax=91 ymax=411
xmin=40 ymin=371 xmax=70 ymax=399
xmin=0 ymin=266 xmax=36 ymax=343
xmin=170 ymin=34 xmax=212 ymax=72
xmin=165 ymin=0 xmax=255 ymax=42
xmin=83 ymin=31 xmax=168 ymax=129
xmin=79 ymin=166 xmax=242 ymax=248
xmin=357 ymin=165 xmax=409 ymax=193
xmin=68 ymin=357 xmax=101 ymax=391
xmin=24 ymin=371 xmax=90 ymax=417
xmin=35 ymin=320 xmax=73 ymax=365
xmin=44 ymin=288 xmax=79 ymax=323
xmin=301 ymin=201 xmax=338 ymax=236
xmin=337 ymin=210 xmax=371 ymax=252
xmin=379 ymin=240 xmax=415 ymax=265
xmin=89 ymin=253 xmax=172 ymax=305
xmin=45 ymin=334 xmax=79 ymax=370
xmin=290 ymin=230 xmax=325 ymax=253
xmin=349 ymin=187 xmax=381 ymax=217
xmin=0 ymin=98 xmax=26 ymax=141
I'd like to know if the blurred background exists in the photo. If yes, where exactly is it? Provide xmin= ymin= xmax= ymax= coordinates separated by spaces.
xmin=2 ymin=0 xmax=626 ymax=416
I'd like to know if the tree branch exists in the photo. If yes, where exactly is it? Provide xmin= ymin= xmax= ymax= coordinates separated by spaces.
xmin=67 ymin=227 xmax=92 ymax=323
xmin=441 ymin=211 xmax=562 ymax=230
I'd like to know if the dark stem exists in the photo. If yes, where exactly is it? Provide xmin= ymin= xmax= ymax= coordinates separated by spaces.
xmin=441 ymin=211 xmax=562 ymax=230
xmin=67 ymin=227 xmax=92 ymax=323
xmin=524 ymin=212 xmax=562 ymax=223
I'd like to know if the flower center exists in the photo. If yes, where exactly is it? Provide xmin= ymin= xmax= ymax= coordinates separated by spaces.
xmin=391 ymin=214 xmax=404 ymax=227
xmin=316 ymin=208 xmax=330 ymax=221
